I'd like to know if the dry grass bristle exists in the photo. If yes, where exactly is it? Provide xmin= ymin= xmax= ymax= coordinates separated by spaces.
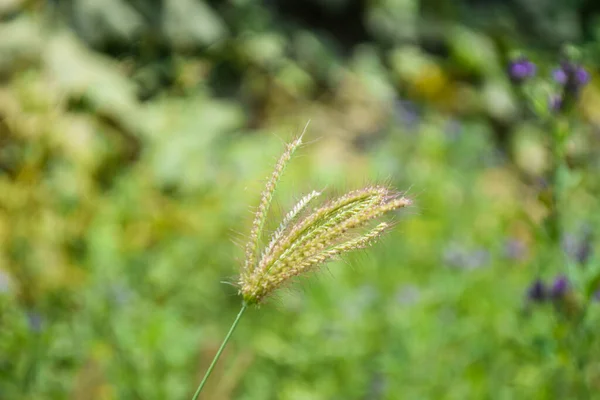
xmin=239 ymin=133 xmax=411 ymax=305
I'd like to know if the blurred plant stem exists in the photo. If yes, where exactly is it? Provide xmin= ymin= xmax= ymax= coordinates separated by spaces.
xmin=547 ymin=118 xmax=569 ymax=245
xmin=549 ymin=116 xmax=593 ymax=395
xmin=192 ymin=302 xmax=247 ymax=400
xmin=21 ymin=329 xmax=42 ymax=394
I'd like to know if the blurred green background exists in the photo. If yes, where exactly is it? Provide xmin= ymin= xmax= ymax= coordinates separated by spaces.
xmin=2 ymin=0 xmax=600 ymax=399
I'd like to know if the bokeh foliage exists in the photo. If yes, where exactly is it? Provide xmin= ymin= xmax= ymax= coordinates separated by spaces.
xmin=2 ymin=0 xmax=600 ymax=399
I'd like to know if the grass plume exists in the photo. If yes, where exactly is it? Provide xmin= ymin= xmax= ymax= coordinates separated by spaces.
xmin=243 ymin=124 xmax=307 ymax=279
xmin=192 ymin=128 xmax=411 ymax=399
xmin=239 ymin=139 xmax=412 ymax=305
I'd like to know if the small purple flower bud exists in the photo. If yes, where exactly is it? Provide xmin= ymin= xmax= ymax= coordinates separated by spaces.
xmin=550 ymin=275 xmax=569 ymax=299
xmin=508 ymin=58 xmax=536 ymax=83
xmin=527 ymin=279 xmax=547 ymax=302
xmin=562 ymin=228 xmax=593 ymax=265
xmin=553 ymin=61 xmax=591 ymax=100
xmin=553 ymin=68 xmax=568 ymax=84
xmin=576 ymin=67 xmax=590 ymax=85
xmin=549 ymin=94 xmax=563 ymax=112
xmin=595 ymin=290 xmax=600 ymax=302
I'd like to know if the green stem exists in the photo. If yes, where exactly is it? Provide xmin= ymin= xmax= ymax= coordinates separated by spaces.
xmin=191 ymin=303 xmax=247 ymax=400
xmin=549 ymin=124 xmax=563 ymax=243
xmin=546 ymin=118 xmax=569 ymax=251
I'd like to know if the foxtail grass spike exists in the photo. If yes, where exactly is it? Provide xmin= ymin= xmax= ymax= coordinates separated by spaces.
xmin=262 ymin=190 xmax=322 ymax=259
xmin=239 ymin=138 xmax=411 ymax=305
xmin=243 ymin=122 xmax=309 ymax=277
xmin=192 ymin=126 xmax=411 ymax=400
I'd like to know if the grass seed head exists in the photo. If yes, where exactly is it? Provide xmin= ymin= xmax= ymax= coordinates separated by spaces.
xmin=239 ymin=132 xmax=411 ymax=305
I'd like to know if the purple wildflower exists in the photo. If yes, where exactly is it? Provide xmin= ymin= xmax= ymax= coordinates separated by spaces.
xmin=553 ymin=61 xmax=591 ymax=97
xmin=553 ymin=68 xmax=568 ymax=85
xmin=508 ymin=58 xmax=536 ymax=83
xmin=562 ymin=227 xmax=593 ymax=265
xmin=527 ymin=279 xmax=547 ymax=302
xmin=549 ymin=94 xmax=563 ymax=112
xmin=576 ymin=67 xmax=591 ymax=85
xmin=550 ymin=275 xmax=569 ymax=299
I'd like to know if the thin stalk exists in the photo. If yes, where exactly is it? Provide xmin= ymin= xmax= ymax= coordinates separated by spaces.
xmin=192 ymin=303 xmax=248 ymax=400
xmin=548 ymin=122 xmax=564 ymax=244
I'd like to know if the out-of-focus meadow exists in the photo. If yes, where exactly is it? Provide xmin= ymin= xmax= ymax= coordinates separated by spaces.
xmin=2 ymin=1 xmax=600 ymax=399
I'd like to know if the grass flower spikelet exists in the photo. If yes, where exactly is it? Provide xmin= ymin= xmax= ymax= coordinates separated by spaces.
xmin=192 ymin=129 xmax=411 ymax=399
xmin=244 ymin=128 xmax=306 ymax=276
xmin=239 ymin=139 xmax=412 ymax=305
